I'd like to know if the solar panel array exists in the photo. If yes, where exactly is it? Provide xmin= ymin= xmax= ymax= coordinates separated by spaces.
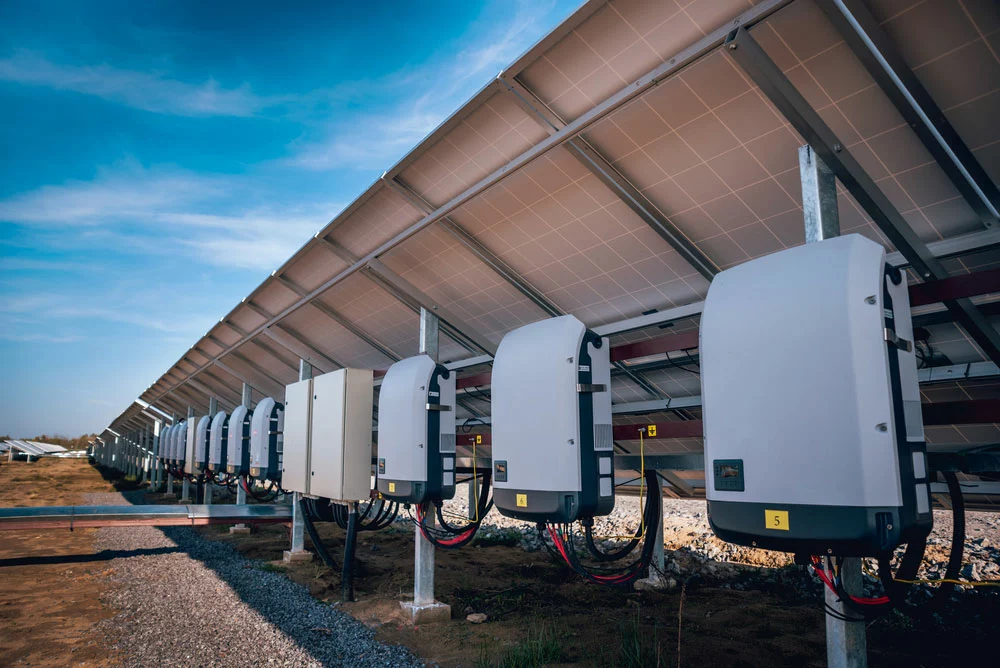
xmin=3 ymin=440 xmax=69 ymax=456
xmin=104 ymin=0 xmax=999 ymax=494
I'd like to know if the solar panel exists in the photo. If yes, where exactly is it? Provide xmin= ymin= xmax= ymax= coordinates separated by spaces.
xmin=105 ymin=0 xmax=997 ymax=471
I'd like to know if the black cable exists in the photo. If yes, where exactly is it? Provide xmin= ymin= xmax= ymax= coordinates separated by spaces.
xmin=300 ymin=498 xmax=338 ymax=570
xmin=342 ymin=502 xmax=359 ymax=602
xmin=547 ymin=469 xmax=661 ymax=587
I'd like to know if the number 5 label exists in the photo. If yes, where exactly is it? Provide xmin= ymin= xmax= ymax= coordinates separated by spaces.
xmin=765 ymin=509 xmax=789 ymax=531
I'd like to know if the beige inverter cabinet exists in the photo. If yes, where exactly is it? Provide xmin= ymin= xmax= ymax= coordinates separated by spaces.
xmin=282 ymin=368 xmax=374 ymax=502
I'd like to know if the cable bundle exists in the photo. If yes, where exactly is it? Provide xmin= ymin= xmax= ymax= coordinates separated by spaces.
xmin=241 ymin=475 xmax=281 ymax=502
xmin=808 ymin=471 xmax=972 ymax=619
xmin=305 ymin=496 xmax=399 ymax=532
xmin=413 ymin=471 xmax=493 ymax=549
xmin=538 ymin=468 xmax=661 ymax=588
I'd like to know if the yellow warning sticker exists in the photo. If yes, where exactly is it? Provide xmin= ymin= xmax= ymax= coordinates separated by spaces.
xmin=475 ymin=434 xmax=482 ymax=445
xmin=516 ymin=493 xmax=528 ymax=508
xmin=647 ymin=424 xmax=657 ymax=437
xmin=388 ymin=482 xmax=396 ymax=493
xmin=765 ymin=509 xmax=789 ymax=531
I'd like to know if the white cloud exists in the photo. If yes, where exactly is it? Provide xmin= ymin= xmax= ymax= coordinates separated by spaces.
xmin=0 ymin=161 xmax=342 ymax=272
xmin=0 ymin=332 xmax=83 ymax=344
xmin=288 ymin=0 xmax=557 ymax=171
xmin=0 ymin=51 xmax=284 ymax=117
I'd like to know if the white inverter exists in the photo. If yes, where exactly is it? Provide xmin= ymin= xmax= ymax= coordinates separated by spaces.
xmin=208 ymin=410 xmax=229 ymax=472
xmin=193 ymin=415 xmax=212 ymax=474
xmin=283 ymin=369 xmax=374 ymax=500
xmin=226 ymin=405 xmax=252 ymax=475
xmin=491 ymin=315 xmax=614 ymax=524
xmin=701 ymin=234 xmax=931 ymax=556
xmin=249 ymin=397 xmax=283 ymax=481
xmin=160 ymin=425 xmax=174 ymax=466
xmin=375 ymin=355 xmax=456 ymax=504
xmin=173 ymin=422 xmax=186 ymax=467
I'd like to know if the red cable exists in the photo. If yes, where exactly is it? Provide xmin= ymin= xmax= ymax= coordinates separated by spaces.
xmin=811 ymin=557 xmax=889 ymax=605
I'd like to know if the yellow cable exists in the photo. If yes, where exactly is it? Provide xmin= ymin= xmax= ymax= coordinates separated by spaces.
xmin=861 ymin=557 xmax=1000 ymax=588
xmin=441 ymin=436 xmax=479 ymax=524
xmin=590 ymin=426 xmax=647 ymax=541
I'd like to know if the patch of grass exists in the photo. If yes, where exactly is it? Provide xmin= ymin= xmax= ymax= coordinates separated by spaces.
xmin=473 ymin=527 xmax=523 ymax=548
xmin=604 ymin=607 xmax=665 ymax=668
xmin=476 ymin=625 xmax=564 ymax=668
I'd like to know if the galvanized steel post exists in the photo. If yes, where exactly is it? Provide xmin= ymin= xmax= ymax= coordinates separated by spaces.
xmin=181 ymin=407 xmax=193 ymax=503
xmin=165 ymin=414 xmax=176 ymax=497
xmin=140 ymin=426 xmax=149 ymax=485
xmin=284 ymin=361 xmax=312 ymax=562
xmin=801 ymin=143 xmax=865 ymax=668
xmin=205 ymin=397 xmax=217 ymax=505
xmin=236 ymin=383 xmax=251 ymax=508
xmin=412 ymin=307 xmax=443 ymax=612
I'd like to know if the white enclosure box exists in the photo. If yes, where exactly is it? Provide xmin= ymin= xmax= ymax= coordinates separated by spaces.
xmin=375 ymin=355 xmax=456 ymax=504
xmin=283 ymin=369 xmax=375 ymax=499
xmin=312 ymin=369 xmax=374 ymax=501
xmin=702 ymin=234 xmax=931 ymax=556
xmin=208 ymin=411 xmax=229 ymax=471
xmin=281 ymin=377 xmax=314 ymax=494
xmin=491 ymin=315 xmax=613 ymax=523
xmin=226 ymin=406 xmax=252 ymax=475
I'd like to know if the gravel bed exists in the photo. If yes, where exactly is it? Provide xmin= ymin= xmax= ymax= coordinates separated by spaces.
xmin=84 ymin=491 xmax=421 ymax=668
xmin=441 ymin=492 xmax=1000 ymax=594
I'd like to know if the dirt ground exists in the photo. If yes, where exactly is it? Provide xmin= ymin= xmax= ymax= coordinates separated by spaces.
xmin=0 ymin=457 xmax=118 ymax=667
xmin=2 ymin=458 xmax=996 ymax=668
xmin=185 ymin=501 xmax=998 ymax=668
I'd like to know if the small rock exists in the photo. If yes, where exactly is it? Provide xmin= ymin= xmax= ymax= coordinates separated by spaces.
xmin=463 ymin=606 xmax=475 ymax=615
xmin=466 ymin=613 xmax=488 ymax=624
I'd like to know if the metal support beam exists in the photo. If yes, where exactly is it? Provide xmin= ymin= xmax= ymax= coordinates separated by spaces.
xmin=228 ymin=351 xmax=289 ymax=390
xmin=499 ymin=75 xmax=720 ymax=282
xmin=659 ymin=469 xmax=695 ymax=497
xmin=242 ymin=299 xmax=274 ymax=321
xmin=309 ymin=301 xmax=400 ymax=362
xmin=365 ymin=258 xmax=497 ymax=356
xmin=249 ymin=338 xmax=300 ymax=374
xmin=727 ymin=26 xmax=1000 ymax=367
xmin=314 ymin=235 xmax=358 ymax=264
xmin=208 ymin=360 xmax=264 ymax=399
xmin=187 ymin=377 xmax=238 ymax=411
xmin=261 ymin=325 xmax=340 ymax=373
xmin=383 ymin=175 xmax=562 ymax=317
xmin=815 ymin=0 xmax=999 ymax=229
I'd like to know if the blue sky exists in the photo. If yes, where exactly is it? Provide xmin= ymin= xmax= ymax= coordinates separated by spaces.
xmin=0 ymin=0 xmax=580 ymax=438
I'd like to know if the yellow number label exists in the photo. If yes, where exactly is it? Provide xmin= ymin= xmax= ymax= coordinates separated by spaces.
xmin=516 ymin=493 xmax=528 ymax=508
xmin=647 ymin=425 xmax=657 ymax=437
xmin=475 ymin=434 xmax=482 ymax=445
xmin=765 ymin=509 xmax=789 ymax=531
xmin=388 ymin=482 xmax=396 ymax=493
